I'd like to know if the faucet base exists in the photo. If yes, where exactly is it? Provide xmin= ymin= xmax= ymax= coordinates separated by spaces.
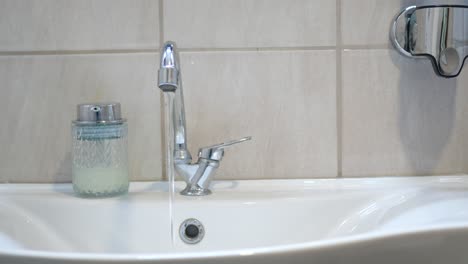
xmin=181 ymin=185 xmax=212 ymax=196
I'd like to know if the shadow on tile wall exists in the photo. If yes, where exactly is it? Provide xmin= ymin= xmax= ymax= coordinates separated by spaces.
xmin=393 ymin=52 xmax=457 ymax=174
xmin=54 ymin=152 xmax=72 ymax=183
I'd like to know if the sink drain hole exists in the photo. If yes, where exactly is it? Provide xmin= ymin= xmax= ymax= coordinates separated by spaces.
xmin=179 ymin=218 xmax=204 ymax=244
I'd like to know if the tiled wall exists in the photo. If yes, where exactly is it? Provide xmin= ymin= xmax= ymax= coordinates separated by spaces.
xmin=1 ymin=0 xmax=468 ymax=183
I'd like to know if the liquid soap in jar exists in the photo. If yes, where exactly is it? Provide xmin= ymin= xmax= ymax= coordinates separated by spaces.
xmin=72 ymin=103 xmax=129 ymax=197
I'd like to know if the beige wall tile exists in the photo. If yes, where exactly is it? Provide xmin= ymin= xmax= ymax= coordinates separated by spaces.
xmin=342 ymin=49 xmax=468 ymax=177
xmin=0 ymin=0 xmax=159 ymax=51
xmin=0 ymin=54 xmax=162 ymax=183
xmin=179 ymin=50 xmax=337 ymax=179
xmin=341 ymin=0 xmax=401 ymax=46
xmin=164 ymin=0 xmax=336 ymax=48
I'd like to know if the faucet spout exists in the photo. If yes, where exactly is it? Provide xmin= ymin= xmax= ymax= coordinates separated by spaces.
xmin=158 ymin=41 xmax=179 ymax=92
xmin=158 ymin=41 xmax=192 ymax=163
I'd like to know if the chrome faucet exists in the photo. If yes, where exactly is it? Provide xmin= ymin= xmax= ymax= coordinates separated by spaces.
xmin=157 ymin=41 xmax=251 ymax=196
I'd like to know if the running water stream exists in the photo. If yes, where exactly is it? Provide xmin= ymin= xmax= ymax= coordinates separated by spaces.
xmin=163 ymin=92 xmax=176 ymax=245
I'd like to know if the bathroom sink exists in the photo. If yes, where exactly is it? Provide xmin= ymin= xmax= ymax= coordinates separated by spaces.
xmin=1 ymin=176 xmax=468 ymax=264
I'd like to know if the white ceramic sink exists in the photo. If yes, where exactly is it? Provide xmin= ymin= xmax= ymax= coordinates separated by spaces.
xmin=1 ymin=175 xmax=468 ymax=264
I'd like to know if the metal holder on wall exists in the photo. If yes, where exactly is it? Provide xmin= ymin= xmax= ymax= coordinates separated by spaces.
xmin=391 ymin=5 xmax=468 ymax=78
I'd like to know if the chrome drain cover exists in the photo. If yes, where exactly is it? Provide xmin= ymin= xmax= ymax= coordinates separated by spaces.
xmin=179 ymin=218 xmax=205 ymax=244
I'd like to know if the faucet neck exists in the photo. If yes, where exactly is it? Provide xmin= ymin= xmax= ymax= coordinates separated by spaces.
xmin=173 ymin=86 xmax=191 ymax=163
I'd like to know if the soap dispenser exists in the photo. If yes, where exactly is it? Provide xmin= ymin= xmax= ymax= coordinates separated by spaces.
xmin=71 ymin=103 xmax=129 ymax=197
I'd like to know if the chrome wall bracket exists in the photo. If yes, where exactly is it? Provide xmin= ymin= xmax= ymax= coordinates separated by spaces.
xmin=391 ymin=5 xmax=468 ymax=78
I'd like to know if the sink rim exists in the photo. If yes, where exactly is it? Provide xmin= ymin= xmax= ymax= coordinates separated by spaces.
xmin=2 ymin=174 xmax=468 ymax=194
xmin=2 ymin=223 xmax=468 ymax=261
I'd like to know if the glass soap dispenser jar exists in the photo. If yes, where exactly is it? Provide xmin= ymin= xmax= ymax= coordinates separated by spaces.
xmin=72 ymin=103 xmax=129 ymax=197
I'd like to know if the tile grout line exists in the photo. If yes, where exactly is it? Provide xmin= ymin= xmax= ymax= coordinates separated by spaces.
xmin=0 ymin=49 xmax=160 ymax=56
xmin=159 ymin=0 xmax=164 ymax=47
xmin=179 ymin=46 xmax=337 ymax=51
xmin=159 ymin=0 xmax=166 ymax=181
xmin=336 ymin=0 xmax=343 ymax=178
xmin=0 ymin=45 xmax=390 ymax=56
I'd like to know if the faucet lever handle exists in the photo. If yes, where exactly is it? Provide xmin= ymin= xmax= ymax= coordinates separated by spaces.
xmin=198 ymin=136 xmax=252 ymax=161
